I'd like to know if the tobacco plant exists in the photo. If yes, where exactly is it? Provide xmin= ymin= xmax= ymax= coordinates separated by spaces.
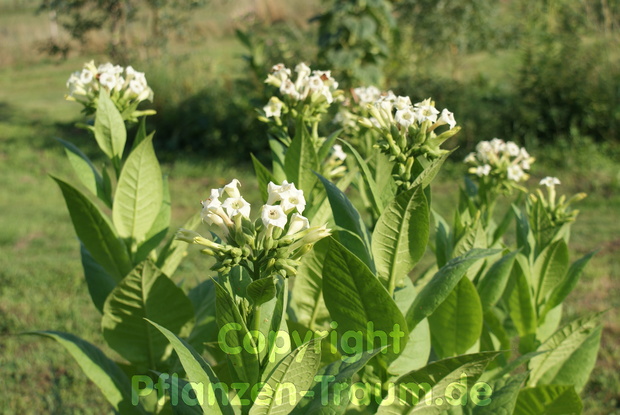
xmin=28 ymin=61 xmax=601 ymax=415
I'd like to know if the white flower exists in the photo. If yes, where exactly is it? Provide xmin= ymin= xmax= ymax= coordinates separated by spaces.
xmin=521 ymin=159 xmax=531 ymax=170
xmin=280 ymin=79 xmax=300 ymax=100
xmin=263 ymin=97 xmax=283 ymax=118
xmin=80 ymin=69 xmax=94 ymax=85
xmin=306 ymin=75 xmax=324 ymax=91
xmin=506 ymin=142 xmax=520 ymax=157
xmin=413 ymin=99 xmax=440 ymax=123
xmin=437 ymin=108 xmax=456 ymax=129
xmin=490 ymin=138 xmax=506 ymax=153
xmin=394 ymin=96 xmax=412 ymax=111
xmin=476 ymin=165 xmax=491 ymax=177
xmin=99 ymin=72 xmax=118 ymax=90
xmin=222 ymin=196 xmax=251 ymax=219
xmin=395 ymin=107 xmax=416 ymax=129
xmin=539 ymin=176 xmax=561 ymax=188
xmin=280 ymin=187 xmax=306 ymax=214
xmin=295 ymin=63 xmax=311 ymax=81
xmin=464 ymin=152 xmax=477 ymax=164
xmin=353 ymin=86 xmax=381 ymax=105
xmin=267 ymin=180 xmax=291 ymax=204
xmin=286 ymin=213 xmax=310 ymax=235
xmin=262 ymin=204 xmax=288 ymax=229
xmin=129 ymin=79 xmax=146 ymax=95
xmin=332 ymin=144 xmax=347 ymax=161
xmin=222 ymin=179 xmax=241 ymax=198
xmin=507 ymin=165 xmax=525 ymax=182
xmin=200 ymin=189 xmax=222 ymax=222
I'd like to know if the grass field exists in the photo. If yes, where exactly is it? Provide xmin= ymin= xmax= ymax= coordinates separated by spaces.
xmin=1 ymin=2 xmax=619 ymax=414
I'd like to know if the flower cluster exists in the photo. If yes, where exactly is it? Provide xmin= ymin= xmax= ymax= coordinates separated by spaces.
xmin=66 ymin=61 xmax=155 ymax=121
xmin=527 ymin=176 xmax=586 ymax=243
xmin=358 ymin=95 xmax=460 ymax=190
xmin=464 ymin=138 xmax=535 ymax=187
xmin=259 ymin=63 xmax=342 ymax=148
xmin=178 ymin=179 xmax=330 ymax=278
xmin=264 ymin=63 xmax=340 ymax=106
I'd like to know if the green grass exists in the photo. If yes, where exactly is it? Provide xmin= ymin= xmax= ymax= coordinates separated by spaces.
xmin=1 ymin=3 xmax=620 ymax=414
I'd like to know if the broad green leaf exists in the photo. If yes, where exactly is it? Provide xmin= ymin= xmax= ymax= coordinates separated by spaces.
xmin=410 ymin=151 xmax=452 ymax=189
xmin=148 ymin=320 xmax=235 ymax=415
xmin=252 ymin=153 xmax=276 ymax=203
xmin=541 ymin=250 xmax=596 ymax=319
xmin=477 ymin=251 xmax=518 ymax=311
xmin=285 ymin=120 xmax=319 ymax=195
xmin=452 ymin=221 xmax=487 ymax=280
xmin=80 ymin=243 xmax=116 ymax=313
xmin=94 ymin=89 xmax=127 ymax=162
xmin=479 ymin=310 xmax=511 ymax=368
xmin=56 ymin=137 xmax=112 ymax=208
xmin=388 ymin=278 xmax=431 ymax=375
xmin=541 ymin=324 xmax=602 ymax=392
xmin=290 ymin=238 xmax=331 ymax=330
xmin=467 ymin=373 xmax=526 ymax=415
xmin=269 ymin=138 xmax=287 ymax=182
xmin=372 ymin=186 xmax=429 ymax=294
xmin=428 ymin=278 xmax=483 ymax=358
xmin=52 ymin=176 xmax=132 ymax=281
xmin=247 ymin=277 xmax=277 ymax=306
xmin=249 ymin=338 xmax=323 ymax=415
xmin=406 ymin=249 xmax=497 ymax=330
xmin=532 ymin=239 xmax=569 ymax=304
xmin=113 ymin=134 xmax=163 ymax=243
xmin=536 ymin=304 xmax=563 ymax=343
xmin=28 ymin=331 xmax=146 ymax=414
xmin=291 ymin=348 xmax=384 ymax=415
xmin=506 ymin=256 xmax=537 ymax=345
xmin=513 ymin=385 xmax=582 ymax=415
xmin=486 ymin=351 xmax=546 ymax=381
xmin=528 ymin=312 xmax=603 ymax=392
xmin=102 ymin=261 xmax=194 ymax=368
xmin=215 ymin=282 xmax=260 ymax=387
xmin=317 ymin=173 xmax=374 ymax=271
xmin=317 ymin=128 xmax=342 ymax=161
xmin=187 ymin=277 xmax=220 ymax=359
xmin=512 ymin=205 xmax=532 ymax=260
xmin=131 ymin=117 xmax=151 ymax=151
xmin=530 ymin=198 xmax=558 ymax=256
xmin=322 ymin=238 xmax=408 ymax=361
xmin=338 ymin=139 xmax=383 ymax=214
xmin=157 ymin=213 xmax=201 ymax=277
xmin=134 ymin=175 xmax=171 ymax=264
xmin=376 ymin=352 xmax=500 ymax=415
xmin=374 ymin=151 xmax=397 ymax=207
xmin=433 ymin=210 xmax=452 ymax=268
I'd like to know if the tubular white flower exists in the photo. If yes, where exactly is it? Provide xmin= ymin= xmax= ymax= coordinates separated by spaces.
xmin=464 ymin=152 xmax=477 ymax=164
xmin=332 ymin=144 xmax=347 ymax=161
xmin=263 ymin=96 xmax=283 ymax=118
xmin=394 ymin=96 xmax=412 ymax=111
xmin=279 ymin=187 xmax=306 ymax=214
xmin=437 ymin=108 xmax=456 ymax=129
xmin=413 ymin=98 xmax=440 ymax=123
xmin=222 ymin=196 xmax=251 ymax=219
xmin=280 ymin=79 xmax=300 ymax=100
xmin=507 ymin=165 xmax=525 ymax=182
xmin=99 ymin=72 xmax=117 ymax=90
xmin=295 ymin=62 xmax=311 ymax=82
xmin=476 ymin=165 xmax=491 ymax=177
xmin=267 ymin=180 xmax=291 ymax=204
xmin=490 ymin=138 xmax=506 ymax=153
xmin=286 ymin=213 xmax=310 ymax=236
xmin=540 ymin=176 xmax=561 ymax=188
xmin=262 ymin=204 xmax=288 ymax=229
xmin=395 ymin=107 xmax=416 ymax=129
xmin=506 ymin=141 xmax=520 ymax=157
xmin=222 ymin=179 xmax=241 ymax=198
